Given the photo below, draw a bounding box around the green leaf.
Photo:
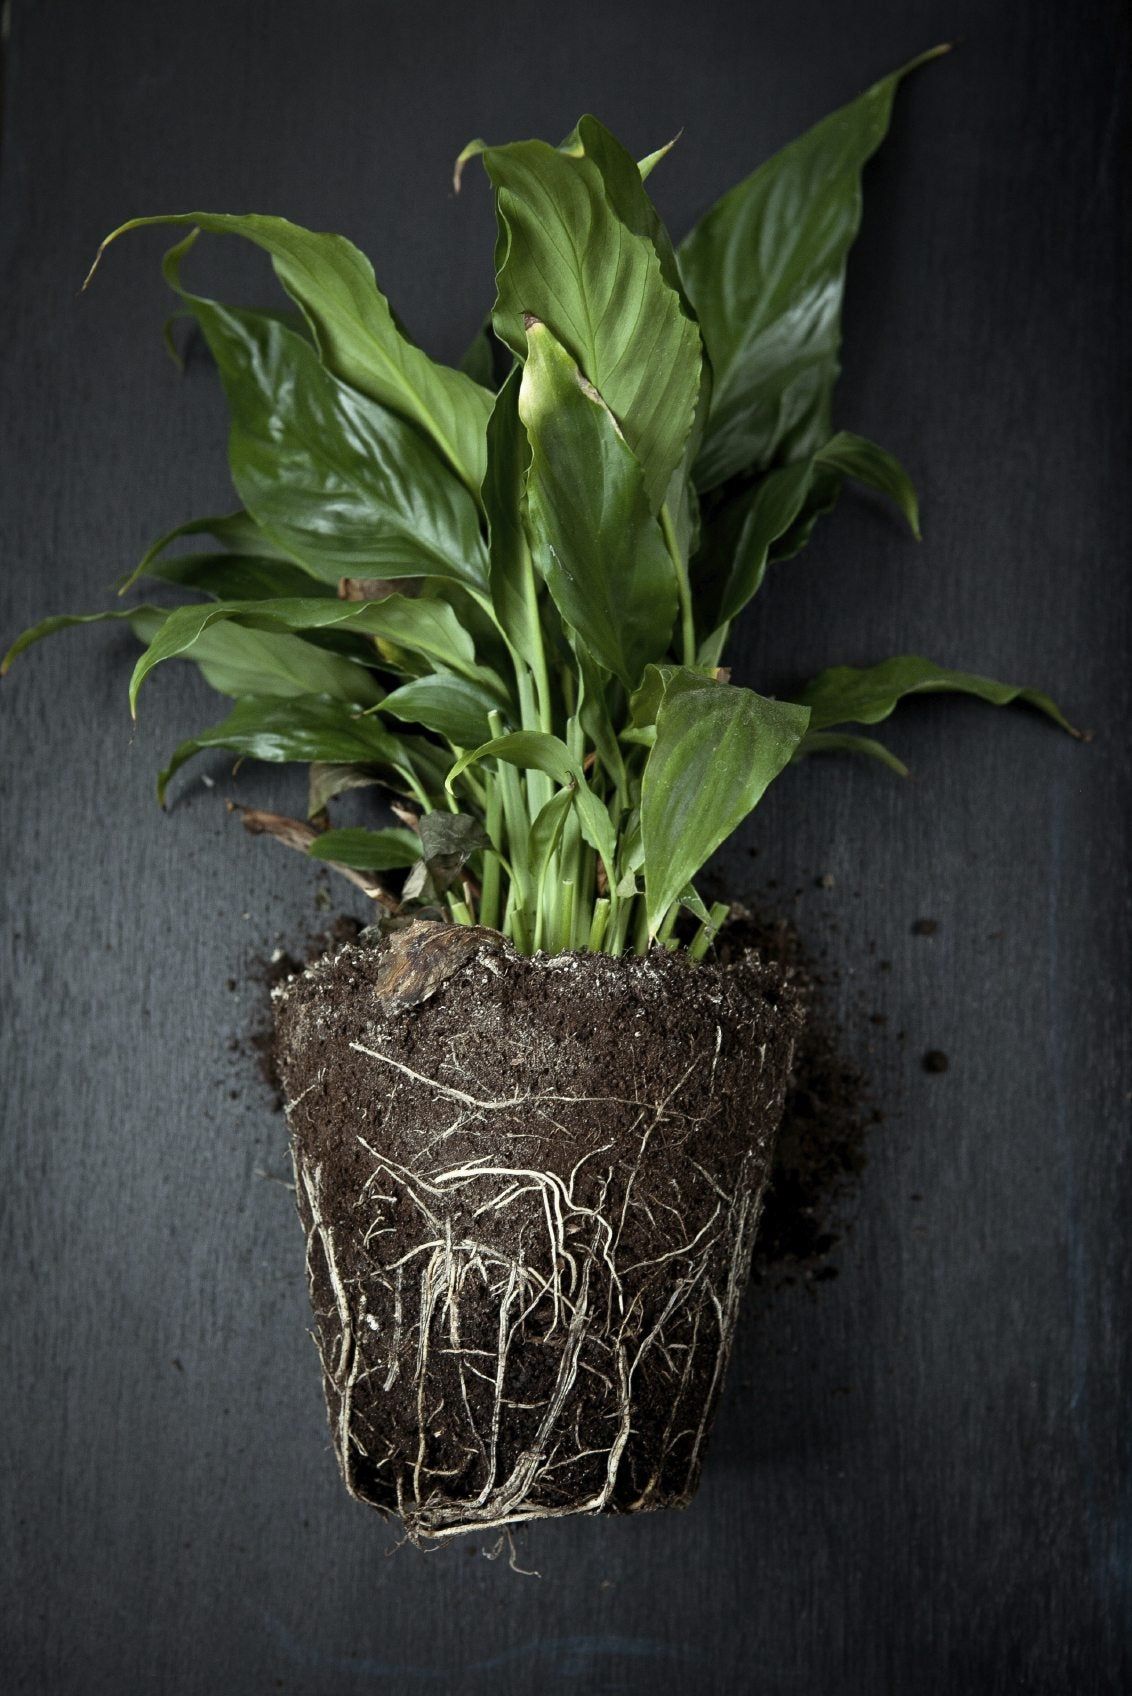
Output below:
[458,320,498,387]
[307,762,382,817]
[156,693,434,803]
[377,673,497,747]
[144,552,334,601]
[446,730,615,876]
[694,431,919,635]
[162,244,488,591]
[464,130,702,511]
[90,213,492,495]
[519,320,677,690]
[794,729,909,776]
[637,133,681,182]
[558,114,683,296]
[793,655,1079,734]
[128,606,383,706]
[641,669,810,931]
[679,47,948,490]
[120,508,298,594]
[527,787,574,893]
[128,594,504,713]
[306,826,421,870]
[2,607,154,674]
[482,367,542,668]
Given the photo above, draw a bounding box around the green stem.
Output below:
[587,898,610,953]
[660,501,695,669]
[689,900,729,961]
[480,749,504,932]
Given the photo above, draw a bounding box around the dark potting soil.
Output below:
[248,905,880,1293]
[272,926,803,1538]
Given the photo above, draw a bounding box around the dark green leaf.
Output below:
[128,594,504,712]
[519,320,678,690]
[694,431,919,635]
[679,47,947,489]
[378,674,498,747]
[120,508,298,594]
[145,552,333,601]
[794,729,909,776]
[90,214,492,495]
[128,606,383,706]
[156,693,432,803]
[162,244,488,591]
[306,826,421,870]
[794,655,1079,734]
[641,669,810,930]
[307,762,382,817]
[559,114,683,296]
[461,131,702,511]
[447,729,616,875]
[482,367,542,668]
[458,320,498,387]
[2,607,156,675]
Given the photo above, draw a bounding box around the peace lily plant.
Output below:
[4,47,1072,955]
[5,51,1078,1540]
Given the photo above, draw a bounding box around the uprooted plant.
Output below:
[4,48,1079,1539]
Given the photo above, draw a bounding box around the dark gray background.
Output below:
[1,1,1128,1691]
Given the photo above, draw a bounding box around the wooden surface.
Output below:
[1,2,1128,1691]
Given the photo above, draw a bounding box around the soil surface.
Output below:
[272,926,803,1540]
[250,906,881,1293]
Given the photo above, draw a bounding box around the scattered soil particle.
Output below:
[922,1049,950,1074]
[715,908,877,1289]
[273,927,804,1536]
[912,917,939,937]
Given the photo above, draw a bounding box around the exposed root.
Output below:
[277,931,801,1541]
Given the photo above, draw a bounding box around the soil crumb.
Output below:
[716,908,878,1292]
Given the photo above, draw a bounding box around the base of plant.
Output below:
[273,921,802,1542]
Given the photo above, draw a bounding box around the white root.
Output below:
[287,1018,779,1546]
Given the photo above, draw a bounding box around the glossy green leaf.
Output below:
[679,48,947,489]
[458,321,498,387]
[377,674,497,747]
[641,669,810,931]
[128,607,383,706]
[694,431,918,635]
[2,607,155,675]
[121,508,298,594]
[144,552,333,601]
[90,213,492,495]
[162,245,488,591]
[306,826,421,870]
[462,131,702,511]
[446,730,615,875]
[794,656,1079,734]
[559,114,683,296]
[519,321,678,689]
[527,787,574,893]
[794,728,909,776]
[482,367,542,668]
[128,594,504,712]
[156,693,430,803]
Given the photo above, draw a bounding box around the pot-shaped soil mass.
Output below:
[273,923,803,1542]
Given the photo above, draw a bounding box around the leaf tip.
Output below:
[452,139,487,194]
